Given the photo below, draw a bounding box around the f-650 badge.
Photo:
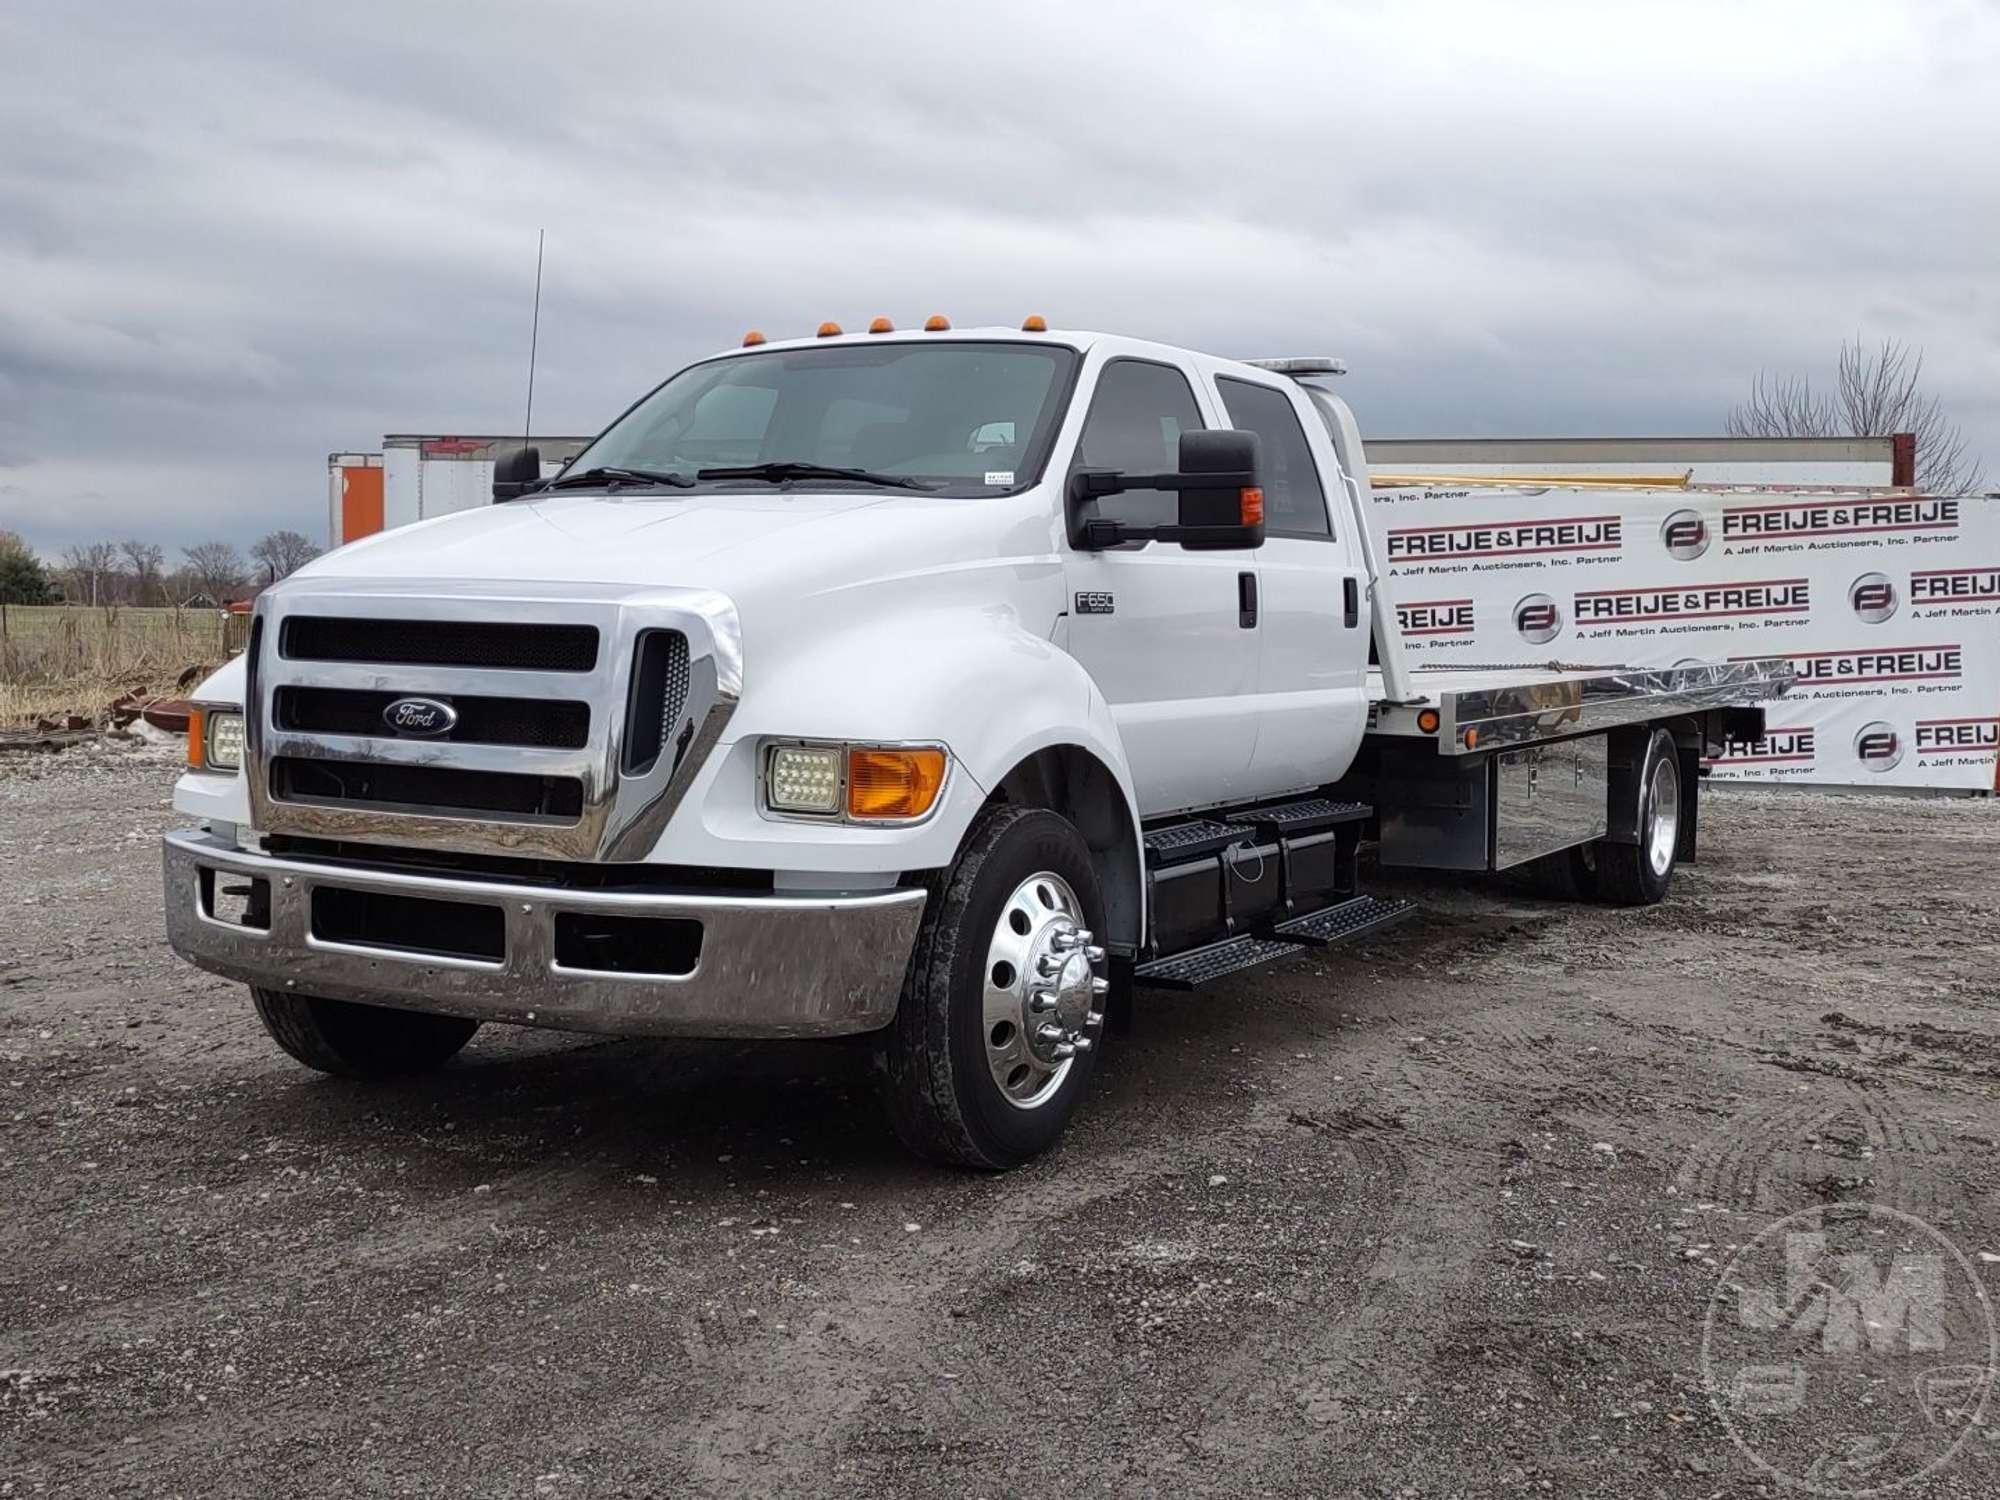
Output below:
[1075,592,1115,615]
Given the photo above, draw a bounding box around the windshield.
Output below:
[563,341,1079,496]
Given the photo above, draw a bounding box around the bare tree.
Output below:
[60,541,121,606]
[1728,337,1984,494]
[181,541,247,606]
[119,539,166,606]
[250,529,321,584]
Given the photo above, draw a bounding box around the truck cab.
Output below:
[165,322,1787,1168]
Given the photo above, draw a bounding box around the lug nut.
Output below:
[1036,1023,1065,1045]
[1090,976,1110,997]
[1029,990,1059,1014]
[1052,928,1094,953]
[1084,1009,1104,1029]
[1070,1035,1093,1053]
[1084,945,1106,965]
[1053,1041,1077,1059]
[1036,953,1063,979]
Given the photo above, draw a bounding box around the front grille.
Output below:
[275,687,589,749]
[269,756,585,821]
[623,630,691,774]
[281,616,598,671]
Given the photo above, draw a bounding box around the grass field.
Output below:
[0,604,238,723]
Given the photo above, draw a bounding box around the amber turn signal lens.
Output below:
[847,747,947,820]
[1417,708,1440,734]
[186,706,207,769]
[1239,486,1265,526]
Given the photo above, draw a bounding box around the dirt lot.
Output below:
[4,746,1999,1497]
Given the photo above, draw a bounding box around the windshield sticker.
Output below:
[984,470,1015,486]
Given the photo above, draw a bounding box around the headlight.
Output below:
[767,744,844,814]
[188,707,244,773]
[764,741,948,821]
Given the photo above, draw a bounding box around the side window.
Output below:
[1216,377,1332,538]
[1072,360,1205,531]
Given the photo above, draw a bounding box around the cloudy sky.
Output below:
[3,0,1996,557]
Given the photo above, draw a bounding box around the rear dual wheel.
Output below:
[1569,727,1683,906]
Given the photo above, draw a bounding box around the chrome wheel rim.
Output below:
[1645,752,1681,878]
[981,871,1106,1111]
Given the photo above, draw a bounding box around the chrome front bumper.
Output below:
[162,829,926,1039]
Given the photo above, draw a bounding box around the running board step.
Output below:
[1274,894,1416,946]
[1226,797,1372,837]
[1132,895,1417,991]
[1132,935,1306,991]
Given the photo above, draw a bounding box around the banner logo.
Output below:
[1513,593,1562,644]
[1397,598,1475,637]
[1661,508,1710,561]
[1849,572,1899,624]
[1385,515,1621,561]
[1855,721,1903,772]
[1747,647,1963,688]
[1574,578,1809,625]
[1916,717,2000,756]
[1910,565,2000,604]
[1706,726,1816,766]
[1721,497,1959,541]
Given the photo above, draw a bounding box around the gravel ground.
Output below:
[4,744,2000,1497]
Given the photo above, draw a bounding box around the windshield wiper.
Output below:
[542,465,696,492]
[694,461,937,491]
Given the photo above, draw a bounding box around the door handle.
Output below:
[1238,572,1258,629]
[1343,576,1359,629]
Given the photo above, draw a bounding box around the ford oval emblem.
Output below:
[383,697,457,736]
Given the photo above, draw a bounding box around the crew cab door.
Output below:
[1213,373,1371,791]
[1062,357,1259,816]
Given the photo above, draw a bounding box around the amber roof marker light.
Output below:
[923,314,951,331]
[1020,314,1047,332]
[868,317,894,334]
[741,330,767,347]
[816,321,843,338]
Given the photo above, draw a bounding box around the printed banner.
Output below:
[1373,485,2000,789]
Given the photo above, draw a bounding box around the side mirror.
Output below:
[492,446,542,502]
[1067,427,1265,550]
[1172,429,1264,551]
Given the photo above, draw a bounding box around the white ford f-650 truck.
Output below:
[164,321,1790,1167]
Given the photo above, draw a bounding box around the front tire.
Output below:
[251,988,479,1078]
[878,805,1110,1169]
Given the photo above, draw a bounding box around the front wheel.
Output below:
[251,988,479,1078]
[877,805,1110,1169]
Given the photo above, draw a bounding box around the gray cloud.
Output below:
[3,0,1996,555]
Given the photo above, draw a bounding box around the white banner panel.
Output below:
[1373,485,2000,790]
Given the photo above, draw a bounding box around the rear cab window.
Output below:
[1215,376,1333,539]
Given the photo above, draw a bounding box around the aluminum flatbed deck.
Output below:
[1367,658,1794,754]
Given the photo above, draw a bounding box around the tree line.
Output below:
[0,530,322,608]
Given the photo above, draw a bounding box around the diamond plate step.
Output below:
[1274,894,1415,947]
[1142,819,1246,868]
[1225,798,1372,835]
[1132,934,1306,991]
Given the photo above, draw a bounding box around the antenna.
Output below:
[522,228,545,444]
